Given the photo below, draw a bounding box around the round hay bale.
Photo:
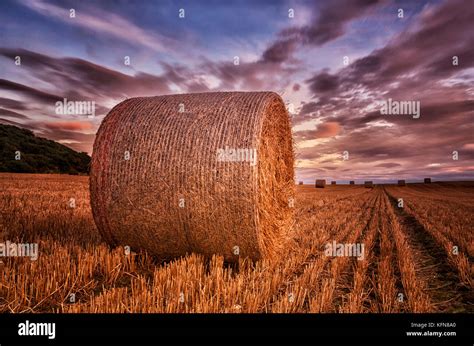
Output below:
[315,179,326,188]
[90,92,295,262]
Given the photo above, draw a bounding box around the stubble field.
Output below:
[0,173,472,313]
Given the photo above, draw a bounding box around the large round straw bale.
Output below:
[90,92,295,262]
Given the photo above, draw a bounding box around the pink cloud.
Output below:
[44,121,93,131]
[295,121,341,140]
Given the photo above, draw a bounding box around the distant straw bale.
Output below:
[315,180,326,188]
[364,181,374,188]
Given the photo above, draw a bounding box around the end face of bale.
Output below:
[298,181,304,185]
[315,179,326,188]
[331,181,336,185]
[364,181,374,188]
[398,180,406,186]
[349,181,355,185]
[90,92,294,263]
[424,178,432,183]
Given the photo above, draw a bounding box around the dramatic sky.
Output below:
[0,0,473,182]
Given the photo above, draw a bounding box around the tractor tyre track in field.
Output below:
[364,190,384,312]
[267,192,378,312]
[384,188,473,312]
[322,193,379,311]
[332,190,381,312]
[375,193,406,312]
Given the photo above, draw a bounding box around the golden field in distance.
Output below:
[0,173,472,313]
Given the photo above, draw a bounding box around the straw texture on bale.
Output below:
[349,181,355,185]
[364,181,374,188]
[398,180,406,186]
[90,92,295,262]
[424,178,432,184]
[315,180,326,188]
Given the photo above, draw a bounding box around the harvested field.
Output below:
[0,174,472,313]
